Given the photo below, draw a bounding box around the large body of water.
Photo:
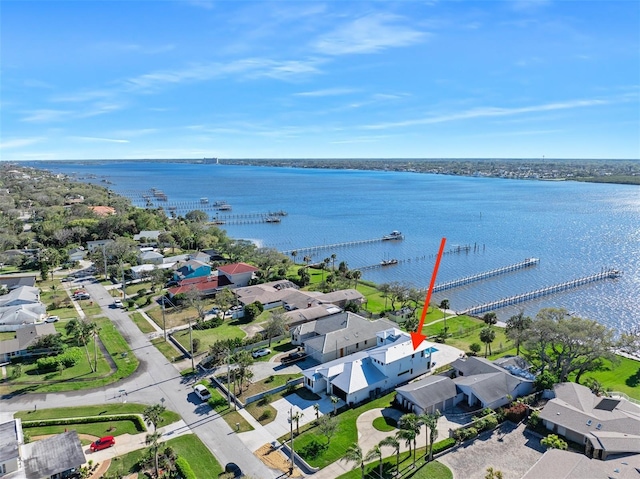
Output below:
[34,161,640,332]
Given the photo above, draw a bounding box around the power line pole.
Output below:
[289,407,295,474]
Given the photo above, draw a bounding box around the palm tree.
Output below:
[143,403,166,432]
[291,250,298,263]
[322,257,331,281]
[483,312,498,327]
[439,299,450,338]
[331,253,337,271]
[343,443,365,479]
[303,255,311,267]
[88,322,100,373]
[292,411,303,435]
[313,403,320,421]
[365,444,383,479]
[505,310,532,356]
[352,270,362,291]
[380,436,400,476]
[480,327,496,357]
[145,430,162,477]
[330,395,339,416]
[421,412,441,461]
[396,428,415,467]
[398,413,420,467]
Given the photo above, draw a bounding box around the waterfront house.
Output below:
[293,313,395,363]
[396,355,535,414]
[538,382,640,460]
[315,289,366,309]
[302,328,436,405]
[217,262,259,287]
[284,304,343,327]
[89,205,116,216]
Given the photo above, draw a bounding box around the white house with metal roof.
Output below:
[302,328,438,405]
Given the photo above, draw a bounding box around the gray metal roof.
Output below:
[522,449,640,479]
[396,375,457,410]
[22,431,85,478]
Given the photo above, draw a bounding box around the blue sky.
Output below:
[1,1,638,160]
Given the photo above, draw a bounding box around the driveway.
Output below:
[437,422,545,479]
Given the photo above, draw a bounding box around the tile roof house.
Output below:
[168,274,233,297]
[539,382,640,460]
[217,262,259,287]
[0,419,86,479]
[294,313,396,363]
[0,323,57,363]
[172,259,212,281]
[522,448,640,479]
[302,328,441,405]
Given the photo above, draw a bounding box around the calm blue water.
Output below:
[34,161,640,331]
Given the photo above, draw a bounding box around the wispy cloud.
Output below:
[363,97,620,130]
[112,128,158,138]
[294,88,357,97]
[69,136,129,143]
[313,13,426,55]
[21,109,72,123]
[0,137,45,149]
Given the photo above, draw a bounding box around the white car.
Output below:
[45,316,60,323]
[193,384,211,401]
[113,299,124,308]
[251,348,271,358]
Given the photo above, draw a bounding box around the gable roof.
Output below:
[0,274,37,291]
[539,383,640,450]
[218,262,259,275]
[23,431,86,477]
[317,289,365,304]
[303,314,395,355]
[396,375,457,410]
[133,230,161,241]
[90,205,116,216]
[284,305,343,325]
[331,357,387,395]
[522,449,640,479]
[0,286,40,306]
[168,274,233,295]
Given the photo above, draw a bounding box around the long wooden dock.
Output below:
[458,269,622,316]
[281,235,402,255]
[433,258,539,293]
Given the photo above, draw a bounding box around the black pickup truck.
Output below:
[281,351,307,364]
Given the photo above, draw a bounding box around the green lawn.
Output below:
[335,454,452,479]
[206,386,254,433]
[15,403,181,425]
[151,337,184,362]
[131,311,157,333]
[173,323,245,352]
[581,355,640,400]
[372,416,396,432]
[106,434,224,479]
[24,418,143,438]
[291,393,395,469]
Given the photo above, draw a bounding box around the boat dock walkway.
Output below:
[459,268,622,316]
[433,258,539,293]
[281,236,400,255]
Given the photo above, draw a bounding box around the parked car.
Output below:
[251,348,271,358]
[74,293,90,300]
[193,384,211,401]
[90,436,115,452]
[44,316,60,323]
[61,277,72,282]
[113,299,124,308]
[224,462,243,478]
[281,351,306,364]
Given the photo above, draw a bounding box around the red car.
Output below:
[90,436,115,451]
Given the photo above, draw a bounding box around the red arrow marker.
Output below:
[411,237,447,350]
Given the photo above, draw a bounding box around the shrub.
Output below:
[58,347,83,368]
[541,433,568,450]
[505,402,528,423]
[259,394,271,406]
[469,343,482,356]
[299,439,328,460]
[22,414,146,432]
[528,410,540,427]
[36,356,59,372]
[259,410,272,421]
[175,456,196,479]
[483,415,499,430]
[464,427,478,440]
[432,437,456,454]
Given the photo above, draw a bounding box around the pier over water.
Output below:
[459,269,622,316]
[433,258,539,293]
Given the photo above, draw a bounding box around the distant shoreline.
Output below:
[24,158,640,185]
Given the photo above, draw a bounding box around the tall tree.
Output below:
[145,430,162,477]
[482,312,498,326]
[352,270,361,291]
[505,311,532,356]
[523,308,617,383]
[264,311,287,346]
[398,413,421,467]
[343,443,365,479]
[143,403,166,432]
[480,327,496,357]
[439,299,450,337]
[365,444,383,479]
[380,436,400,475]
[421,412,441,461]
[318,415,338,445]
[330,253,337,271]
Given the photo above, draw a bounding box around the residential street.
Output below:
[1,279,281,479]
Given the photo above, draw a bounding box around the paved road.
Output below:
[2,279,280,479]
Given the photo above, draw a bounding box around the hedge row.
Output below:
[22,414,146,432]
[432,437,456,455]
[175,456,196,479]
[36,347,83,371]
